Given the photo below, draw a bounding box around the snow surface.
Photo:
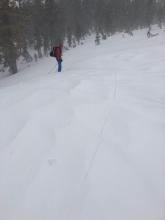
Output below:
[0,27,165,220]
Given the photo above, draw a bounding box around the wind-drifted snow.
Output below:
[0,27,165,220]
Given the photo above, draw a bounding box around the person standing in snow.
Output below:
[51,43,63,72]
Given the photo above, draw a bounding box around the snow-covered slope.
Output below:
[0,27,165,220]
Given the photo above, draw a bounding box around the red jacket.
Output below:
[54,46,62,59]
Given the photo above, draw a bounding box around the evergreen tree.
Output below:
[0,0,19,74]
[95,32,101,45]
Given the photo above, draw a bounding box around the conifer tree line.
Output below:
[0,0,165,74]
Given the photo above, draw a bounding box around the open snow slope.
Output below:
[0,27,165,220]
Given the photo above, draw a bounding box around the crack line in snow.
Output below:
[82,73,118,182]
[113,72,118,99]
